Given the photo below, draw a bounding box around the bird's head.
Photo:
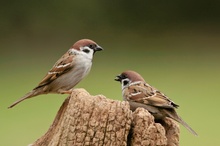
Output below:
[115,70,145,88]
[71,39,103,59]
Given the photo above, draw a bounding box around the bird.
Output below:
[115,70,198,136]
[8,39,103,108]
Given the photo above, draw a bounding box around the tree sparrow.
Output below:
[8,39,103,108]
[115,70,198,136]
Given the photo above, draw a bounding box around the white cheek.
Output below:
[121,84,123,90]
[86,51,93,60]
[80,46,94,60]
[121,79,130,90]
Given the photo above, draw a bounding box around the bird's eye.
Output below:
[88,44,95,49]
[83,49,90,53]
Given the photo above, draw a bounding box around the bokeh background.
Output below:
[1,1,220,145]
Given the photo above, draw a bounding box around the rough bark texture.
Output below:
[30,88,179,146]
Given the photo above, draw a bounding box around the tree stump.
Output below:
[30,88,179,146]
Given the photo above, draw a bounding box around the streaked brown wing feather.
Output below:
[127,81,179,109]
[34,52,75,89]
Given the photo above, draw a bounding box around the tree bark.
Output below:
[30,88,179,146]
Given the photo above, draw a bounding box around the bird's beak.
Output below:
[94,45,103,52]
[115,75,122,82]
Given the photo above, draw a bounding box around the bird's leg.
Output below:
[58,89,73,94]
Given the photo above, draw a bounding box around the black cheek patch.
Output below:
[83,49,90,53]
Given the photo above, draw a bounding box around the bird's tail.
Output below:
[165,109,198,136]
[8,90,41,108]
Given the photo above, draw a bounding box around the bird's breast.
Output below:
[49,57,92,92]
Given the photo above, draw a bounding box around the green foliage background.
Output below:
[1,1,220,145]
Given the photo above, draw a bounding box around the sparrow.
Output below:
[115,70,198,136]
[8,39,103,108]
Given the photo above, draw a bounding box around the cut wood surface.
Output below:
[30,88,179,146]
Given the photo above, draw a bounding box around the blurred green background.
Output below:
[1,1,220,145]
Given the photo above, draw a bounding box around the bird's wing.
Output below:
[125,81,179,109]
[34,51,75,89]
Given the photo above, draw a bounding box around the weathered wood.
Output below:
[30,88,179,146]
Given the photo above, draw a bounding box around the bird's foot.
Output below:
[58,89,73,94]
